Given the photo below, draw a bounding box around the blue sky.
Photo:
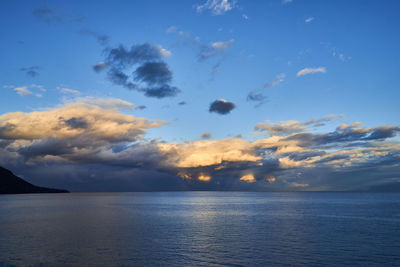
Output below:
[0,0,399,191]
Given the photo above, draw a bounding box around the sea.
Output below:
[0,192,399,266]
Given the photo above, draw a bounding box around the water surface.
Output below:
[0,192,399,266]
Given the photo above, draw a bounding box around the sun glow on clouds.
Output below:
[0,97,399,190]
[240,174,256,183]
[198,173,212,182]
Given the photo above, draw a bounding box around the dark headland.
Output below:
[0,166,69,194]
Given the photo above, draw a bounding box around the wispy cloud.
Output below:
[255,115,343,136]
[305,17,314,23]
[196,0,236,15]
[20,66,40,77]
[5,84,45,97]
[32,6,85,24]
[297,67,326,77]
[198,39,234,61]
[58,87,81,96]
[265,73,286,88]
[78,29,109,46]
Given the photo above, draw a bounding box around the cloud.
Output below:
[197,173,212,182]
[321,42,351,62]
[58,87,81,96]
[134,62,172,85]
[6,84,45,97]
[1,100,399,192]
[95,43,179,98]
[178,101,187,106]
[240,173,256,183]
[211,39,234,49]
[154,45,172,57]
[143,85,180,98]
[282,0,293,4]
[265,176,276,183]
[32,6,85,24]
[158,138,261,168]
[134,105,147,110]
[166,26,178,33]
[0,98,165,142]
[305,17,314,23]
[93,62,108,72]
[247,73,285,108]
[198,39,234,61]
[297,67,326,77]
[242,14,249,20]
[255,115,344,136]
[196,0,236,15]
[14,87,33,96]
[247,90,268,107]
[20,66,40,77]
[201,132,212,139]
[264,73,286,88]
[209,99,236,115]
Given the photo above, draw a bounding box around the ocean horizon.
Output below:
[1,192,399,266]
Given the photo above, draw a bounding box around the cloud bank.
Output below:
[0,99,399,191]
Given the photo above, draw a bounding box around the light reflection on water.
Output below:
[0,192,399,266]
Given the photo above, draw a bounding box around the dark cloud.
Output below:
[32,6,85,24]
[286,125,400,147]
[106,44,163,68]
[20,66,40,77]
[143,85,180,98]
[365,126,400,140]
[107,68,136,90]
[2,103,400,191]
[134,105,147,110]
[178,101,187,106]
[247,90,267,107]
[209,99,236,115]
[93,62,108,72]
[94,43,179,98]
[201,132,212,139]
[134,62,172,85]
[288,151,326,161]
[64,117,89,129]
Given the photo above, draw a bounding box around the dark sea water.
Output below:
[0,192,399,266]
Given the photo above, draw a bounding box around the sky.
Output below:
[0,0,399,191]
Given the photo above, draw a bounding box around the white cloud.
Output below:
[196,0,236,15]
[305,17,314,23]
[166,26,177,33]
[282,0,293,4]
[58,87,81,96]
[297,67,326,77]
[155,45,172,57]
[14,86,33,96]
[242,14,249,20]
[211,39,234,49]
[7,84,45,97]
[265,73,286,88]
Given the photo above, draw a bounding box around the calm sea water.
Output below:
[0,192,399,266]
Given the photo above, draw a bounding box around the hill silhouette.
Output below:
[0,166,69,194]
